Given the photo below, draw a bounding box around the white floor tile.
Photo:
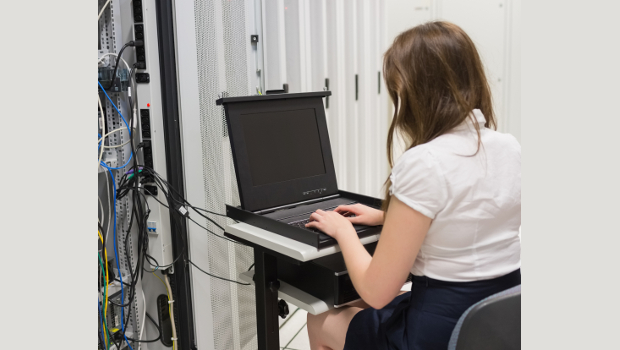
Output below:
[279,308,307,347]
[285,325,311,350]
[280,306,300,329]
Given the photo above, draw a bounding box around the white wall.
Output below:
[385,0,521,161]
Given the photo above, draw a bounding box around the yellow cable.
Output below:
[153,272,174,350]
[99,231,110,349]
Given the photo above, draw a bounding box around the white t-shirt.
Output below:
[389,109,521,282]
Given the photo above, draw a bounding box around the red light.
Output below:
[285,6,288,9]
[147,103,151,107]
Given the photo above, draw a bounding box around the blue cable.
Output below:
[98,300,106,347]
[98,81,131,135]
[107,168,134,350]
[100,153,133,170]
[99,80,134,349]
[98,80,134,170]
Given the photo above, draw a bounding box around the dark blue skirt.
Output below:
[344,269,521,350]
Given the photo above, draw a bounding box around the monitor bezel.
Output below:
[221,93,338,212]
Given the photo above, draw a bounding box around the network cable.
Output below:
[104,41,143,91]
[98,48,255,348]
[106,167,134,350]
[98,81,134,171]
[126,312,162,343]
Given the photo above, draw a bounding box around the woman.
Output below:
[305,21,521,350]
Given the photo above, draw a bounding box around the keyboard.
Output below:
[288,218,314,230]
[287,211,356,232]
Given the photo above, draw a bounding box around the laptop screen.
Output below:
[240,108,326,187]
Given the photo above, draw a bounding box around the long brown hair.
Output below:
[382,21,496,211]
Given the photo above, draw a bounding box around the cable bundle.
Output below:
[97,42,250,350]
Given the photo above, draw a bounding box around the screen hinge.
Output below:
[254,194,340,215]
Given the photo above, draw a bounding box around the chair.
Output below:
[448,284,521,350]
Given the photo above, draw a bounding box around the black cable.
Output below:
[247,263,255,271]
[107,71,146,350]
[187,216,243,245]
[105,324,123,350]
[107,206,143,308]
[105,41,143,91]
[120,169,244,246]
[188,259,250,286]
[126,312,162,343]
[107,150,250,345]
[140,166,229,230]
[190,206,226,231]
[105,43,130,91]
[100,50,146,348]
[98,222,106,239]
[192,207,228,217]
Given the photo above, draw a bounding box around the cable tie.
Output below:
[177,206,189,217]
[168,300,175,304]
[171,337,178,341]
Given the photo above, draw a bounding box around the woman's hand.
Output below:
[334,203,385,226]
[306,209,356,242]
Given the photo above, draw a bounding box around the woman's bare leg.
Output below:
[307,306,363,350]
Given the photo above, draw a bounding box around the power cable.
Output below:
[188,260,250,286]
[126,312,162,343]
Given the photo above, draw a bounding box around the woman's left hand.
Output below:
[306,209,356,242]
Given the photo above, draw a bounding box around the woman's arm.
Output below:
[306,196,431,309]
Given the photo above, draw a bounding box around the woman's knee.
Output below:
[307,311,325,335]
[307,307,363,350]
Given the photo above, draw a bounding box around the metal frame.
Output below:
[253,247,281,350]
[99,0,143,345]
[154,1,197,349]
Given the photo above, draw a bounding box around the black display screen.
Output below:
[240,108,326,187]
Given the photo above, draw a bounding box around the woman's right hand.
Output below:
[334,203,385,226]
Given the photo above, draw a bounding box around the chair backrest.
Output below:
[448,284,521,350]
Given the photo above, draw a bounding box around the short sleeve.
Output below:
[389,146,448,219]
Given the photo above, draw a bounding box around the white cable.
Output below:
[164,275,178,350]
[98,95,106,169]
[104,171,111,244]
[98,53,131,72]
[98,197,104,221]
[104,139,132,149]
[138,289,146,350]
[98,126,133,150]
[98,0,111,21]
[98,127,126,142]
[96,53,134,150]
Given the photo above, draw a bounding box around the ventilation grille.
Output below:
[193,0,256,349]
